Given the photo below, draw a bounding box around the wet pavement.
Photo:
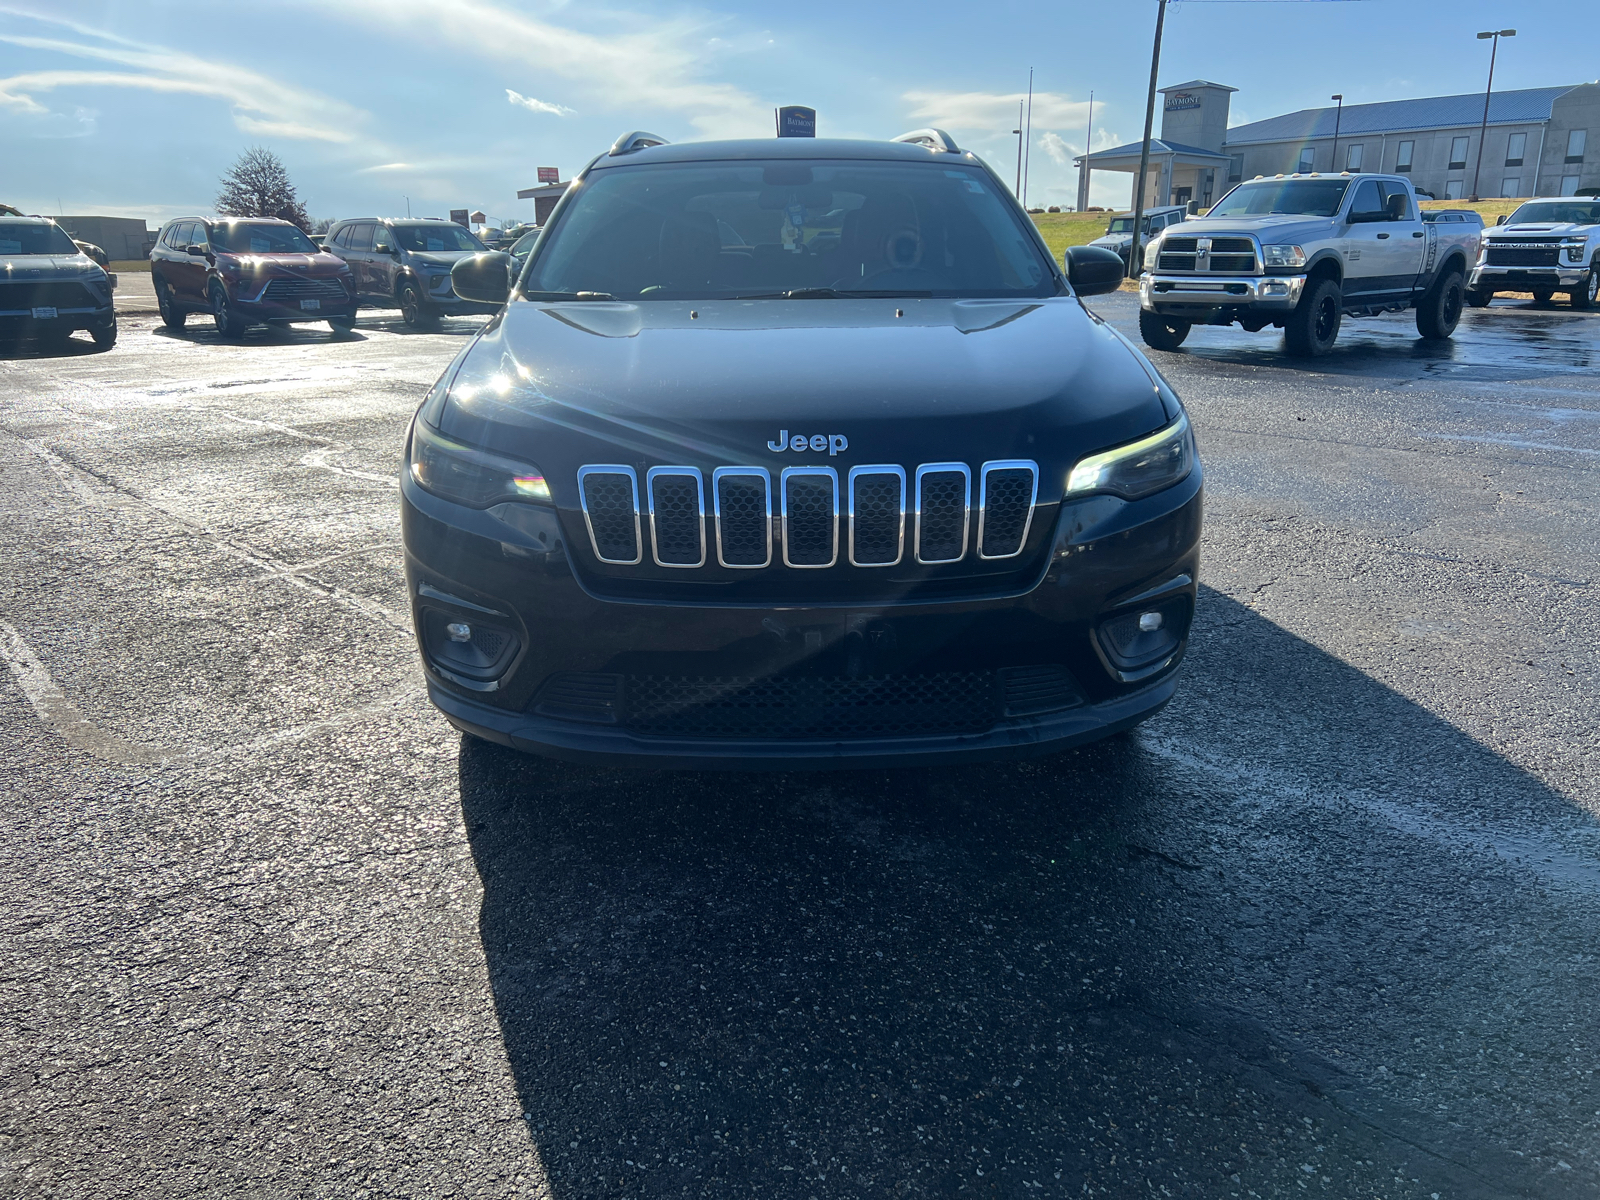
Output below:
[0,298,1597,1198]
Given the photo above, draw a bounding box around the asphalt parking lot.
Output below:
[1,295,1597,1199]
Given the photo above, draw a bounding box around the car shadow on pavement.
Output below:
[458,586,1600,1199]
[149,325,368,345]
[0,334,114,359]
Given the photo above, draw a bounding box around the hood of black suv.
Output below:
[435,296,1172,486]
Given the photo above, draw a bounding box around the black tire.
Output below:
[41,326,77,353]
[155,276,187,329]
[1415,268,1464,340]
[211,283,247,338]
[1465,288,1493,308]
[1284,276,1342,358]
[328,314,357,332]
[1569,264,1599,310]
[398,282,438,329]
[90,317,118,350]
[1138,309,1191,351]
[1530,288,1554,305]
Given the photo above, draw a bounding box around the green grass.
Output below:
[1028,211,1118,260]
[1417,197,1524,223]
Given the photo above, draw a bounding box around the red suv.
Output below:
[150,217,356,336]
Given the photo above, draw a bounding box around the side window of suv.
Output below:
[348,224,374,251]
[191,222,210,249]
[372,224,393,253]
[1348,180,1384,220]
[167,222,191,249]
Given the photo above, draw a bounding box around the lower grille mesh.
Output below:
[626,672,998,738]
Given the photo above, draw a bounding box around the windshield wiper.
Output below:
[523,290,617,301]
[733,288,936,300]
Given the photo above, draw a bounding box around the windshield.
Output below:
[395,223,485,253]
[522,159,1055,300]
[1505,201,1600,226]
[211,222,317,254]
[0,221,80,255]
[1209,179,1352,218]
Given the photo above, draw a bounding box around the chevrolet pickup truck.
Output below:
[1467,196,1600,309]
[1137,173,1480,357]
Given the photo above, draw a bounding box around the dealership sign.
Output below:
[1164,93,1201,111]
[537,166,559,184]
[449,209,469,227]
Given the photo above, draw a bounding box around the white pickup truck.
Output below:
[1467,196,1600,309]
[1137,173,1480,357]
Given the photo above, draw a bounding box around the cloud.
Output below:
[320,0,767,137]
[1039,131,1072,166]
[506,89,574,117]
[0,11,370,144]
[901,89,1092,134]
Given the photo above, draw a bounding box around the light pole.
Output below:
[1022,68,1035,210]
[1470,28,1516,201]
[1128,0,1168,278]
[1080,90,1094,212]
[1330,95,1343,172]
[1014,101,1024,198]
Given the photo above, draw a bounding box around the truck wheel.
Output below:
[1570,264,1599,310]
[399,282,438,330]
[1138,310,1190,351]
[1464,288,1492,308]
[1284,277,1341,358]
[1415,268,1464,339]
[90,316,118,350]
[156,276,186,330]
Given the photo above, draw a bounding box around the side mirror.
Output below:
[1496,214,1508,225]
[452,251,512,304]
[185,244,208,256]
[1064,244,1126,297]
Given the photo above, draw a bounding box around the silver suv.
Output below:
[323,217,499,328]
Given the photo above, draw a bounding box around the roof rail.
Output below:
[891,128,961,154]
[609,131,670,156]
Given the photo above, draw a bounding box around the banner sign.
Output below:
[777,106,816,138]
[537,167,559,184]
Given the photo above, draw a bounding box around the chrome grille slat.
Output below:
[577,465,642,565]
[646,466,705,568]
[712,467,772,568]
[1155,234,1259,275]
[976,460,1038,560]
[574,458,1035,571]
[848,466,906,567]
[781,467,839,568]
[914,463,971,564]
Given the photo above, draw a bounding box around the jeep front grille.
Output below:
[575,458,1039,571]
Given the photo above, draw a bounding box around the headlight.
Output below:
[1262,244,1307,269]
[1143,239,1161,269]
[1565,241,1587,262]
[408,418,551,507]
[1066,411,1195,501]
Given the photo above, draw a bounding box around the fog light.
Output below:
[1138,611,1163,632]
[421,608,520,686]
[1095,594,1193,677]
[446,622,472,642]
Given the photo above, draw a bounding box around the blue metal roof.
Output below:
[1224,86,1578,146]
[1080,138,1231,164]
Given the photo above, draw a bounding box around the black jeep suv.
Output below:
[403,130,1201,767]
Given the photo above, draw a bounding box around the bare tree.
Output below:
[216,147,310,230]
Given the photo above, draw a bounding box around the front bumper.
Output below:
[1468,265,1590,291]
[235,293,357,323]
[0,299,115,335]
[400,465,1203,767]
[1141,272,1305,312]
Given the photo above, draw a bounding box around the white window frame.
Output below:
[1297,147,1315,173]
[1395,140,1414,172]
[1560,175,1582,197]
[1505,132,1526,166]
[1449,136,1469,169]
[1566,129,1587,163]
[1444,180,1464,200]
[1345,143,1363,172]
[1500,178,1520,199]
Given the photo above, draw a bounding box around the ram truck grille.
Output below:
[1155,236,1257,274]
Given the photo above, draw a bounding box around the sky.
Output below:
[3,0,1597,228]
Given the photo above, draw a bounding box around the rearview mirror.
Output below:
[1064,244,1125,297]
[451,251,512,305]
